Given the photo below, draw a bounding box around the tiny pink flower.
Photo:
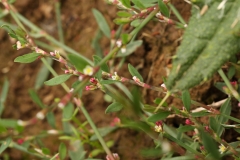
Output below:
[204,126,210,132]
[185,119,193,125]
[65,70,70,74]
[155,120,163,132]
[17,139,25,145]
[90,78,98,85]
[110,117,121,126]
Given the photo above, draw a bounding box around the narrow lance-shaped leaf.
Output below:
[0,79,9,116]
[29,89,45,108]
[14,52,41,63]
[147,111,171,122]
[44,74,72,86]
[59,142,67,160]
[119,0,131,8]
[92,9,111,38]
[182,90,191,112]
[0,137,12,154]
[216,98,231,137]
[132,0,146,9]
[166,1,240,91]
[128,63,143,82]
[158,0,170,17]
[117,11,132,17]
[105,102,123,114]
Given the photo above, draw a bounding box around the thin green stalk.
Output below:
[218,69,240,101]
[155,91,171,112]
[130,8,159,38]
[163,133,203,157]
[78,105,114,160]
[168,3,186,25]
[41,58,69,92]
[54,1,65,43]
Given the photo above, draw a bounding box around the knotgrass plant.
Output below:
[1,0,240,159]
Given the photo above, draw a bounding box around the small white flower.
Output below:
[219,144,227,154]
[58,102,64,109]
[17,120,25,126]
[161,140,171,153]
[116,40,122,47]
[154,125,162,132]
[83,65,93,76]
[47,129,59,135]
[121,47,126,53]
[112,72,120,80]
[16,41,22,50]
[79,75,83,81]
[36,112,45,120]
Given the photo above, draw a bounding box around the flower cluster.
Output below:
[85,77,102,91]
[154,120,163,132]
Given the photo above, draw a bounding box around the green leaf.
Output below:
[46,112,56,128]
[177,125,194,133]
[166,1,240,91]
[29,89,44,108]
[216,98,231,137]
[182,90,191,112]
[1,25,16,37]
[130,19,141,27]
[59,143,67,160]
[153,98,168,107]
[35,58,53,90]
[158,0,170,17]
[200,129,220,159]
[119,0,131,8]
[14,52,41,63]
[62,103,76,121]
[117,40,142,57]
[105,102,123,114]
[128,63,143,82]
[147,111,171,122]
[0,78,9,117]
[0,119,18,128]
[227,65,236,79]
[44,74,72,86]
[69,140,86,160]
[209,117,218,133]
[68,54,90,72]
[113,18,131,25]
[92,9,111,38]
[132,0,146,9]
[0,137,12,154]
[100,80,118,84]
[93,55,109,72]
[190,111,211,117]
[121,33,129,44]
[42,147,51,155]
[117,11,132,17]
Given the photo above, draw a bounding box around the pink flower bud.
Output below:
[110,117,121,126]
[204,126,210,132]
[185,119,193,125]
[17,139,25,145]
[155,121,162,126]
[90,78,98,84]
